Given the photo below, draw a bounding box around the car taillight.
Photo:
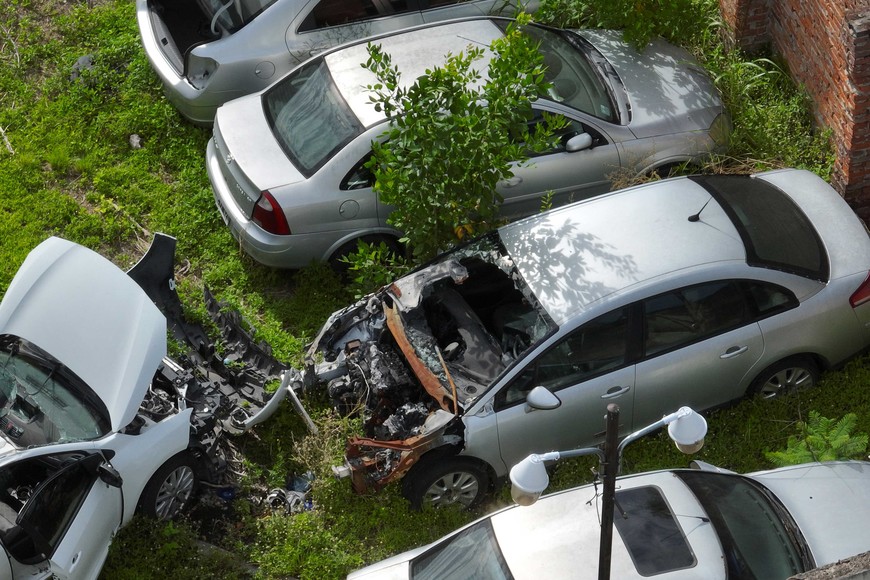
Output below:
[251,191,291,235]
[850,272,870,308]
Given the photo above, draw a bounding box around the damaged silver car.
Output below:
[303,168,870,509]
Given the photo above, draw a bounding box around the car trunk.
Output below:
[144,0,217,74]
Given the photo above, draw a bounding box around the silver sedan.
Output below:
[136,0,532,124]
[208,17,730,269]
[347,461,870,579]
[295,168,870,509]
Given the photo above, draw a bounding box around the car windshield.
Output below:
[692,175,829,282]
[265,58,365,177]
[0,336,110,448]
[411,519,513,579]
[510,23,618,123]
[676,471,811,579]
[202,0,279,31]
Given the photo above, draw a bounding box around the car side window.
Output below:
[522,110,607,158]
[744,280,798,316]
[497,307,629,407]
[341,152,375,190]
[299,0,410,31]
[643,281,749,357]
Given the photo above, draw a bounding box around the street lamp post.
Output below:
[509,404,708,580]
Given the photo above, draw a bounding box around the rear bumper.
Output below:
[206,138,339,268]
[135,0,239,125]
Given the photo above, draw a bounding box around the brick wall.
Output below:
[719,0,870,204]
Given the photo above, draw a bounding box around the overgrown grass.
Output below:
[0,0,859,578]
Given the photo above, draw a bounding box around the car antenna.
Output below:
[688,198,712,222]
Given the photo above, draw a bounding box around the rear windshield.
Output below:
[676,470,811,578]
[692,175,829,281]
[264,59,364,177]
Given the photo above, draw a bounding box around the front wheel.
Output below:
[137,452,198,520]
[749,357,819,399]
[403,458,489,510]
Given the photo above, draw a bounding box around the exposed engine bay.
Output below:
[304,234,553,492]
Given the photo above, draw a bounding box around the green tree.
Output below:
[765,411,869,467]
[536,0,712,48]
[362,13,564,262]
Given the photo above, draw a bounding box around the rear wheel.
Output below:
[403,458,489,510]
[137,452,198,520]
[328,235,405,277]
[749,357,819,399]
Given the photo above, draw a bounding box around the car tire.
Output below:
[329,235,404,274]
[137,452,198,520]
[403,458,489,510]
[749,356,820,400]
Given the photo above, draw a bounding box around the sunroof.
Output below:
[614,486,696,576]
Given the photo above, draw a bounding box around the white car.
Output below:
[348,461,870,579]
[0,234,294,579]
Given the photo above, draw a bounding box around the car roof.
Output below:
[0,237,167,432]
[498,175,745,325]
[489,470,727,579]
[324,18,503,128]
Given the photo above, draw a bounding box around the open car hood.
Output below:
[0,237,166,432]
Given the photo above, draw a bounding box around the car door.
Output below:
[289,0,424,61]
[492,307,636,471]
[499,106,622,220]
[632,280,766,426]
[337,130,399,230]
[7,452,123,580]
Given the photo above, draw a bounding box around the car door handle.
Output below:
[720,345,749,359]
[500,176,522,187]
[601,385,631,399]
[69,551,81,572]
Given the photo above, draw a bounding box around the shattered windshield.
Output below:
[0,336,110,448]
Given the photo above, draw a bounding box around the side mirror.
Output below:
[565,133,593,152]
[525,386,562,412]
[98,462,123,488]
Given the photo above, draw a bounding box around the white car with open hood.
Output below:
[0,234,297,580]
